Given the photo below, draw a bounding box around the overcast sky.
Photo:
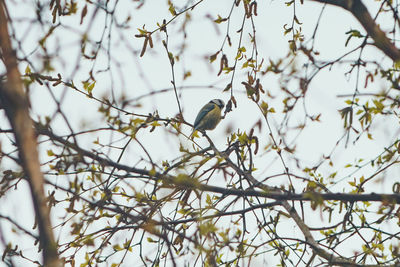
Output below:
[1,0,399,265]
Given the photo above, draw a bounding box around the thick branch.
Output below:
[36,124,400,204]
[36,122,400,265]
[0,2,61,266]
[311,0,400,61]
[204,136,378,266]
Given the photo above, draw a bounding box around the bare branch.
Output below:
[36,123,400,203]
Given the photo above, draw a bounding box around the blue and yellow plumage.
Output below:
[191,99,224,137]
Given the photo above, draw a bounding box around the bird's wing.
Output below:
[193,104,215,129]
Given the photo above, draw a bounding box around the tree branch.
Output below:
[36,123,400,204]
[0,2,61,266]
[203,135,380,266]
[311,0,400,61]
[36,119,400,265]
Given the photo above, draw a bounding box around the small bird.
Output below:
[191,99,225,136]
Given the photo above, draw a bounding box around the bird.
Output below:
[191,99,225,137]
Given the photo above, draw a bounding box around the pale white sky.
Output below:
[1,0,399,266]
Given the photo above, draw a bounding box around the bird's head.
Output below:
[210,99,225,109]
